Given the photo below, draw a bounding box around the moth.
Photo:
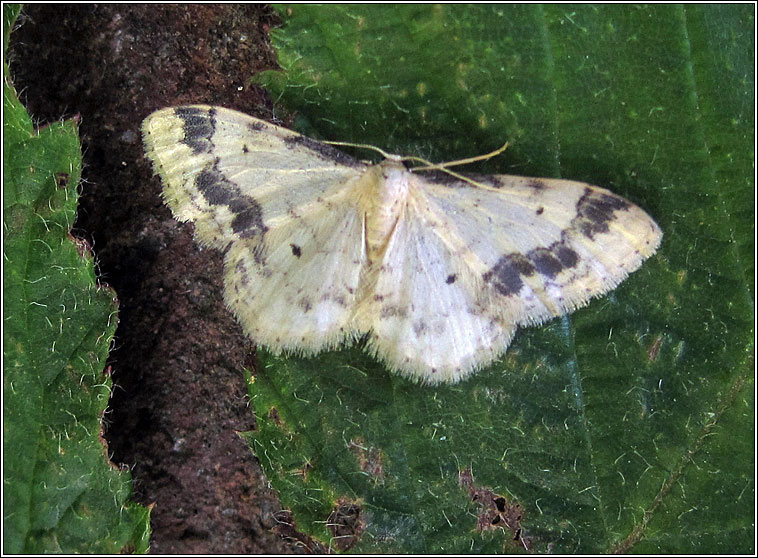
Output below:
[142,105,662,384]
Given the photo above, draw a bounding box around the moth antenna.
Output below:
[411,142,510,171]
[324,140,510,191]
[406,143,511,192]
[323,140,402,161]
[413,165,505,191]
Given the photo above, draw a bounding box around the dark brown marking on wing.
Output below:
[195,159,268,239]
[419,169,468,187]
[527,242,579,279]
[573,187,631,239]
[176,106,216,155]
[529,248,564,278]
[555,244,580,269]
[422,171,504,189]
[483,253,536,296]
[468,174,505,188]
[283,135,364,168]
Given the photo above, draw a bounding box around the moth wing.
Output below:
[355,171,661,384]
[418,172,662,328]
[224,183,367,353]
[354,185,516,384]
[142,105,371,352]
[142,105,368,249]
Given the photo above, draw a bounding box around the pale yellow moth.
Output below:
[142,106,662,384]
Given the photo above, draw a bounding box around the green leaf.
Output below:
[3,4,150,553]
[245,4,753,553]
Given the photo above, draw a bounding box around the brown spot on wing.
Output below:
[248,121,266,133]
[299,297,313,313]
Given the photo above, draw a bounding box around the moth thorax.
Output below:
[363,160,411,262]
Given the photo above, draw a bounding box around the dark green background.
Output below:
[245,4,754,553]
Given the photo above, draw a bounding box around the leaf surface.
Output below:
[245,4,754,553]
[3,4,151,552]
